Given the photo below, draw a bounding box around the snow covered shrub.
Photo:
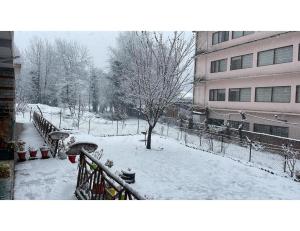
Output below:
[282,144,300,178]
[105,159,114,168]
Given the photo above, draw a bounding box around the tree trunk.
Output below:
[146,125,153,149]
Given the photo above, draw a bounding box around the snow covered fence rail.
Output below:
[32,111,60,156]
[75,148,145,200]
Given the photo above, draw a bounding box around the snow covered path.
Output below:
[14,123,77,200]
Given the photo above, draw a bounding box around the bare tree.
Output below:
[110,32,194,149]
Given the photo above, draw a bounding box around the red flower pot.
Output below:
[17,151,26,161]
[29,150,38,158]
[40,149,49,159]
[68,155,76,163]
[92,182,105,194]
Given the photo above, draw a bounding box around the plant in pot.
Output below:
[16,140,26,161]
[28,146,38,158]
[67,136,76,163]
[40,144,50,159]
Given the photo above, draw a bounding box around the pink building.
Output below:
[193,31,300,139]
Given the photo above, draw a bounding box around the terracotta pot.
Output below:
[68,155,76,163]
[92,182,105,194]
[29,150,37,158]
[17,151,26,161]
[40,149,49,159]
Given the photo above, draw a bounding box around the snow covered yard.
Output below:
[14,105,300,199]
[71,132,300,199]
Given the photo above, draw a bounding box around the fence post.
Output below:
[30,107,32,121]
[249,141,252,162]
[221,134,224,153]
[167,123,169,136]
[88,118,91,134]
[283,155,287,173]
[59,110,62,129]
[199,131,202,147]
[116,120,119,135]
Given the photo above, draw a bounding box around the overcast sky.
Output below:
[14,31,119,70]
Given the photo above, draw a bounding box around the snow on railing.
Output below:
[32,111,60,156]
[75,148,145,200]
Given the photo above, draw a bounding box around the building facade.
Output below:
[193,31,300,139]
[0,31,17,160]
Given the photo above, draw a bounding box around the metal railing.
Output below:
[75,148,145,200]
[32,111,60,156]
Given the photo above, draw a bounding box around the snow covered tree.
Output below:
[26,37,44,103]
[54,39,91,115]
[110,32,194,149]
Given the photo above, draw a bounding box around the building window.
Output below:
[208,118,224,126]
[229,88,251,102]
[209,89,225,101]
[232,31,254,39]
[296,86,300,103]
[257,45,293,66]
[211,59,227,73]
[227,120,250,131]
[212,31,229,45]
[253,123,289,138]
[230,54,253,70]
[255,86,291,103]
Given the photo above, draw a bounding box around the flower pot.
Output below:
[40,149,49,159]
[92,182,105,194]
[29,150,38,158]
[68,155,76,163]
[17,151,26,161]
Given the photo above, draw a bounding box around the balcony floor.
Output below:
[14,122,77,200]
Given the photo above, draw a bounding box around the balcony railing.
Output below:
[32,111,60,156]
[75,148,145,200]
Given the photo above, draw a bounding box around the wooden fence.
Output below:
[32,111,60,156]
[75,148,145,200]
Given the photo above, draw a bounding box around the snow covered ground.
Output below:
[14,105,300,199]
[19,104,300,176]
[14,123,77,200]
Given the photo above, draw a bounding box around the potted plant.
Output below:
[40,144,50,159]
[66,136,77,163]
[68,155,77,163]
[16,140,26,161]
[28,146,38,158]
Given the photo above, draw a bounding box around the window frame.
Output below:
[257,45,293,67]
[210,58,227,73]
[296,85,300,103]
[253,123,289,138]
[212,31,229,45]
[232,31,254,39]
[255,86,291,103]
[227,120,250,131]
[230,53,253,70]
[209,89,226,101]
[228,88,251,102]
[208,118,225,126]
